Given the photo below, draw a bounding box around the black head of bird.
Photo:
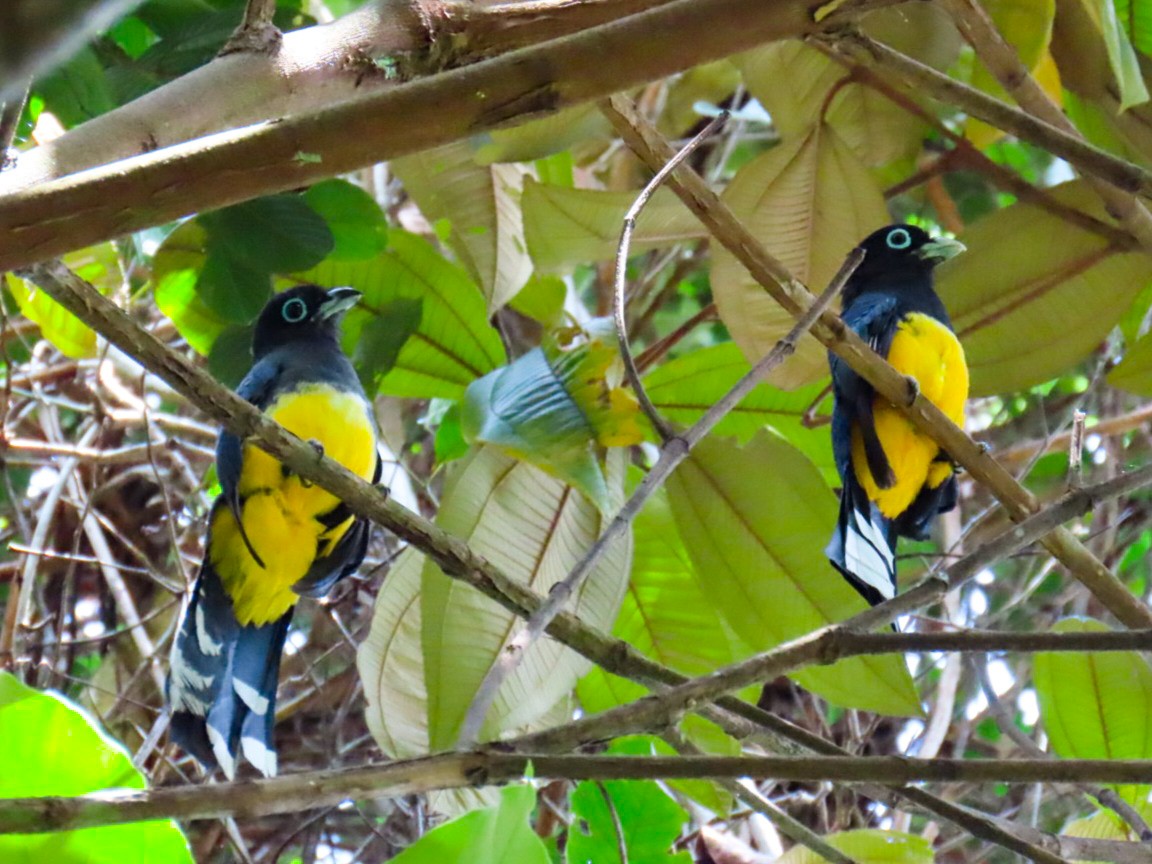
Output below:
[252,284,362,360]
[842,224,965,307]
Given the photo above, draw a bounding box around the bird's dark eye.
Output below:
[886,228,912,250]
[281,298,308,323]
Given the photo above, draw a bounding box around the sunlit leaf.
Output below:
[658,60,741,137]
[1034,617,1152,804]
[666,433,921,715]
[0,673,192,863]
[710,122,889,389]
[1115,0,1152,57]
[474,105,611,165]
[420,446,631,749]
[1079,0,1150,109]
[569,738,692,864]
[522,179,704,272]
[938,181,1152,396]
[393,142,533,311]
[1108,325,1152,395]
[776,829,932,864]
[153,220,231,354]
[389,782,549,864]
[964,0,1059,146]
[643,343,835,480]
[510,274,567,326]
[463,337,643,510]
[7,243,121,359]
[299,231,506,399]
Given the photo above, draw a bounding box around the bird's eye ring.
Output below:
[281,297,308,323]
[886,228,912,250]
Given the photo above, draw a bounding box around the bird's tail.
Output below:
[167,562,291,779]
[826,478,897,607]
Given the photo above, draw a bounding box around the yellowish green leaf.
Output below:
[393,141,533,312]
[710,122,889,389]
[1034,617,1152,805]
[666,433,921,716]
[777,829,932,864]
[420,446,631,749]
[938,181,1152,396]
[658,60,741,137]
[522,178,704,272]
[474,104,611,165]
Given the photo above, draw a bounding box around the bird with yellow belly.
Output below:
[168,284,380,778]
[826,224,968,607]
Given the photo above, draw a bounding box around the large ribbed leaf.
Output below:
[421,446,630,749]
[299,231,506,399]
[358,549,428,760]
[937,181,1152,396]
[710,122,889,389]
[643,343,835,481]
[665,433,921,716]
[1034,618,1152,804]
[522,179,704,272]
[394,141,533,312]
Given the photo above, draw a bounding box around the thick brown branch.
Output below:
[0,0,840,270]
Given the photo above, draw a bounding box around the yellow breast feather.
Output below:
[852,313,968,518]
[212,385,377,625]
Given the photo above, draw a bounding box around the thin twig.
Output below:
[1068,410,1086,489]
[613,110,728,442]
[455,241,864,747]
[0,85,29,170]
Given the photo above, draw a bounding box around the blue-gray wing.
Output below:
[215,357,282,567]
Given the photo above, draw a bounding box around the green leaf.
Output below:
[0,672,192,863]
[393,142,534,311]
[36,48,116,126]
[462,339,643,511]
[1108,325,1152,394]
[200,194,333,274]
[298,230,506,399]
[776,829,932,864]
[658,60,741,138]
[710,122,890,389]
[7,243,120,358]
[938,181,1152,396]
[152,220,231,355]
[207,323,255,388]
[196,247,271,323]
[568,739,692,864]
[353,298,423,395]
[666,433,921,716]
[390,782,549,864]
[643,343,836,481]
[522,179,705,273]
[474,105,611,165]
[510,274,567,326]
[1034,617,1152,804]
[303,179,388,261]
[1083,0,1150,109]
[1115,0,1152,56]
[420,446,631,749]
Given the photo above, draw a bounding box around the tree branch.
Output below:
[0,0,863,271]
[10,752,1152,834]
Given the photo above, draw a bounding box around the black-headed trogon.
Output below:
[167,284,380,778]
[825,224,968,606]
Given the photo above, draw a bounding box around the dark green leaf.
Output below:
[36,48,116,126]
[207,323,255,388]
[304,179,388,261]
[354,298,423,395]
[200,194,333,275]
[195,248,272,323]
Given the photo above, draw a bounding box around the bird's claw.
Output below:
[903,376,920,407]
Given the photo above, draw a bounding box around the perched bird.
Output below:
[168,284,380,778]
[825,224,968,606]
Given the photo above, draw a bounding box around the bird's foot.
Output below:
[299,439,325,487]
[902,376,920,407]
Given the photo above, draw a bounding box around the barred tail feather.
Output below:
[167,563,291,779]
[826,481,897,607]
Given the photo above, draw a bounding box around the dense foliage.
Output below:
[4,0,1152,861]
